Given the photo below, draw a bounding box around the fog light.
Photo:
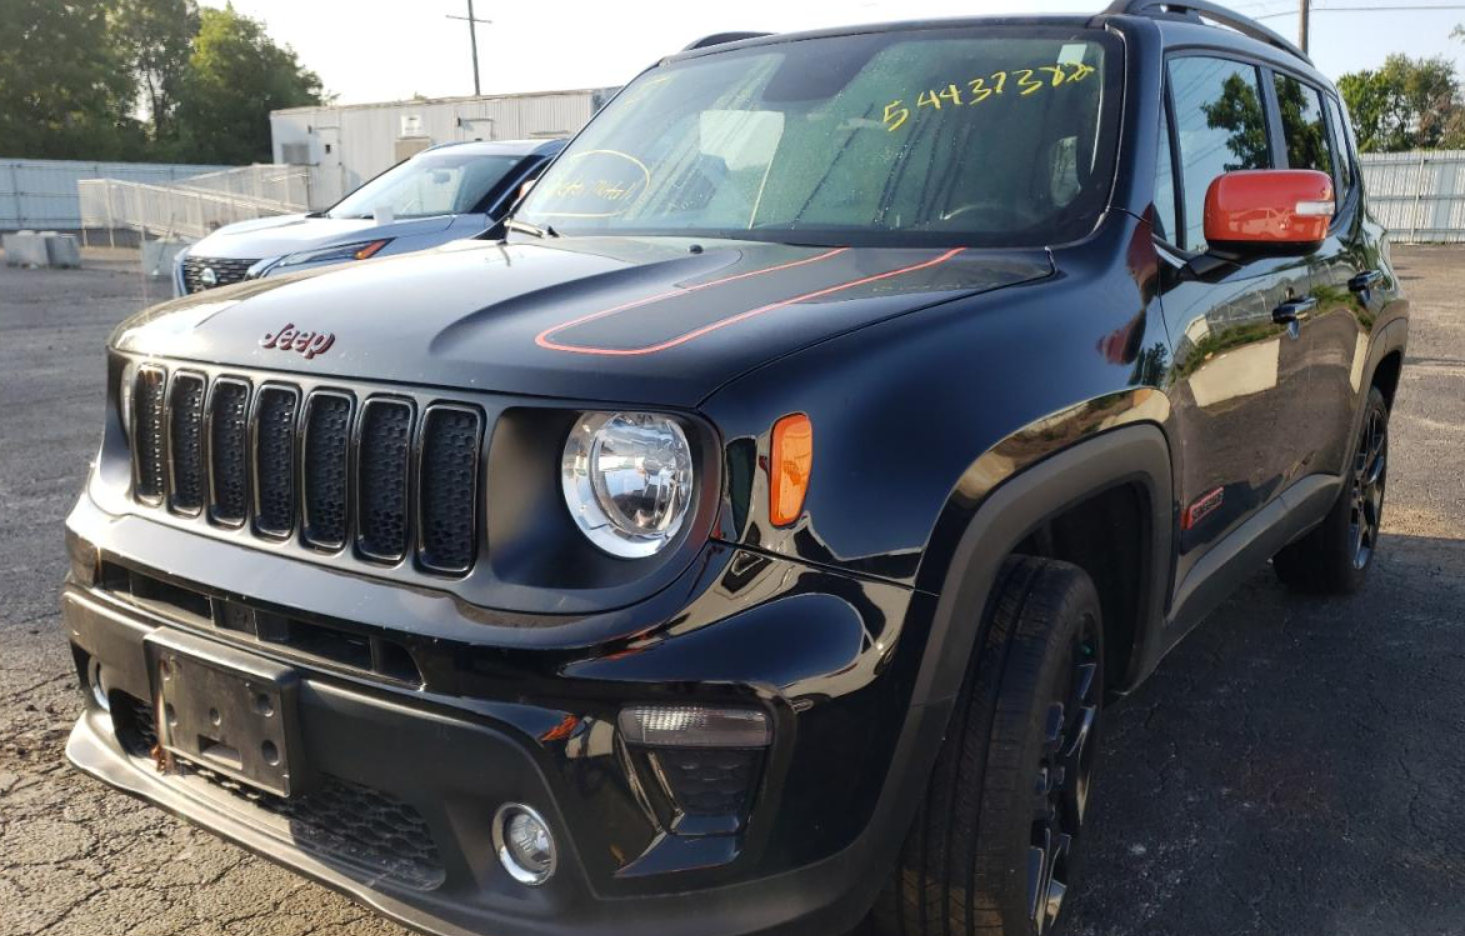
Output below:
[86,657,110,712]
[493,804,556,885]
[618,705,771,749]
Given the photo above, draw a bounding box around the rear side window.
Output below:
[1169,57,1271,250]
[1325,96,1356,206]
[1274,74,1335,179]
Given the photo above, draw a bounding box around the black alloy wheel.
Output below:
[1274,384,1391,594]
[1028,616,1100,932]
[874,556,1106,936]
[1349,402,1388,570]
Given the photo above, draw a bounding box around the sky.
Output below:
[210,0,1465,105]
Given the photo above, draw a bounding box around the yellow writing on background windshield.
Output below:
[883,61,1096,132]
[535,149,652,218]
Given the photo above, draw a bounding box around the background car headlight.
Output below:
[274,238,391,270]
[561,412,694,558]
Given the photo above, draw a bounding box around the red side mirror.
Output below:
[1203,169,1334,252]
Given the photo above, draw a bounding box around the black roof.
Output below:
[671,2,1319,80]
[1103,0,1310,64]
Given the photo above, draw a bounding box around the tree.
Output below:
[1202,73,1270,171]
[1338,54,1465,152]
[172,4,324,164]
[0,0,147,159]
[109,0,199,145]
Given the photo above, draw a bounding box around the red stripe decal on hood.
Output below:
[535,247,847,352]
[537,247,966,356]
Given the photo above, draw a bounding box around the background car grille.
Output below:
[131,367,484,576]
[181,256,255,293]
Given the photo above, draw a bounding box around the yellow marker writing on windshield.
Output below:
[884,100,909,132]
[882,60,1097,132]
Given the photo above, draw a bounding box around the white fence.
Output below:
[1359,150,1465,244]
[0,158,230,230]
[79,178,303,243]
[77,165,311,242]
[173,165,313,208]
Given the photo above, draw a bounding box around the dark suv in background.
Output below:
[61,3,1405,935]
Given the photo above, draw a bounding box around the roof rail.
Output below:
[682,31,771,51]
[1103,0,1312,65]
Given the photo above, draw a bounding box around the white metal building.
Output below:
[269,89,614,207]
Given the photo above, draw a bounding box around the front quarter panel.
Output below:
[700,211,1173,592]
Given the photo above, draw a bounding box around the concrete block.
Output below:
[142,239,191,278]
[2,231,49,267]
[43,233,82,269]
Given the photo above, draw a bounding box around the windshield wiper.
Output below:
[504,217,560,238]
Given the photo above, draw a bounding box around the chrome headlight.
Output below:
[561,412,694,558]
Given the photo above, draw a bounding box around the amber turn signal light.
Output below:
[770,413,813,527]
[353,240,390,261]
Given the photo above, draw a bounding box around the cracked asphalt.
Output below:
[2,247,1463,936]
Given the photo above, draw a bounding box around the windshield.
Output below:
[516,27,1121,247]
[328,151,528,220]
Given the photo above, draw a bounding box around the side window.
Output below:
[1169,57,1271,250]
[1274,74,1335,180]
[1324,96,1356,207]
[1155,102,1180,245]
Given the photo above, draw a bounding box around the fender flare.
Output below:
[1335,316,1409,477]
[910,422,1174,708]
[1362,317,1409,404]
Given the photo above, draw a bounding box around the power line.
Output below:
[1257,3,1465,16]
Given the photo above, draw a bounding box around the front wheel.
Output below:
[873,556,1104,936]
[1273,385,1389,594]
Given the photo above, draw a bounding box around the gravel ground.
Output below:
[1,248,1462,936]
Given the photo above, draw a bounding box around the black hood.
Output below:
[112,236,1054,406]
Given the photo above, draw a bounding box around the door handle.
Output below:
[1273,296,1317,324]
[1348,270,1385,293]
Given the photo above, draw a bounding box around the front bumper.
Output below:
[63,493,948,936]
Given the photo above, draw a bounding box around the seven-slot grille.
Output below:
[130,367,484,576]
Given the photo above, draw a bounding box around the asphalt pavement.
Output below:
[1,247,1462,936]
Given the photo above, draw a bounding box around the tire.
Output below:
[1273,385,1389,594]
[872,556,1105,936]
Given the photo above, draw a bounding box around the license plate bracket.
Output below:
[144,629,311,798]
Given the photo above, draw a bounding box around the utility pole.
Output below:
[446,1,492,96]
[1299,0,1310,55]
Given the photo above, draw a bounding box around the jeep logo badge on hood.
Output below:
[261,323,336,359]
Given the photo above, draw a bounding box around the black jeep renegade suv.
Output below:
[61,3,1406,934]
